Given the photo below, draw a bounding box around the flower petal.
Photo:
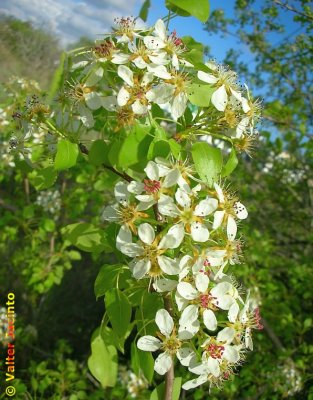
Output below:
[223,345,240,363]
[85,92,102,110]
[194,198,218,216]
[177,282,198,300]
[159,223,184,249]
[157,256,180,275]
[154,352,172,375]
[144,161,160,180]
[116,225,132,251]
[175,188,191,208]
[207,357,220,377]
[178,319,200,339]
[153,278,178,292]
[190,222,209,242]
[101,205,119,222]
[117,86,130,106]
[114,181,130,204]
[214,183,225,203]
[217,327,236,343]
[171,92,188,120]
[177,347,197,367]
[138,223,155,245]
[213,210,225,229]
[182,375,208,390]
[233,201,248,220]
[118,65,134,86]
[179,304,199,325]
[197,71,218,84]
[163,169,180,188]
[132,259,151,279]
[132,99,147,115]
[195,272,209,293]
[203,309,217,331]
[212,85,228,111]
[137,335,161,351]
[155,309,174,337]
[227,215,237,241]
[228,302,240,323]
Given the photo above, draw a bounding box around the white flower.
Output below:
[127,160,179,209]
[228,293,263,351]
[212,183,248,240]
[197,62,242,112]
[128,42,168,69]
[117,223,183,279]
[137,309,197,375]
[158,187,218,242]
[182,328,241,389]
[117,65,155,114]
[144,19,187,69]
[112,17,146,43]
[101,182,148,233]
[176,280,241,331]
[236,84,262,137]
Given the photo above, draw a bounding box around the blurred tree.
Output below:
[0,15,61,88]
[201,1,313,399]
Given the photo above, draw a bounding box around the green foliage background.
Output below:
[0,1,312,398]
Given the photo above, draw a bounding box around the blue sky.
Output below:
[0,0,303,65]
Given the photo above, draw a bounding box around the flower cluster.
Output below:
[67,17,260,148]
[102,158,262,389]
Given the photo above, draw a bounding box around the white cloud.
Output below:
[0,0,144,46]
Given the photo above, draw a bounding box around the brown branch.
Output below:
[0,198,18,212]
[261,317,285,351]
[164,296,175,400]
[272,0,313,21]
[24,177,30,203]
[78,142,133,182]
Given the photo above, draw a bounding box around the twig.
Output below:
[164,296,175,400]
[272,0,313,21]
[24,177,30,203]
[79,143,133,182]
[0,198,18,212]
[261,317,284,351]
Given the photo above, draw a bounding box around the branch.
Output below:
[272,0,313,21]
[0,198,18,212]
[164,296,175,400]
[78,143,133,182]
[261,317,284,351]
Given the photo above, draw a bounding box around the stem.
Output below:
[78,143,133,182]
[164,296,175,400]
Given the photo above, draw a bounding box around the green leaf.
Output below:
[48,52,66,102]
[88,140,109,166]
[166,0,210,22]
[105,289,132,339]
[131,343,155,383]
[139,0,151,21]
[111,124,153,170]
[148,140,171,159]
[29,166,57,190]
[88,327,117,388]
[135,292,163,336]
[187,83,214,107]
[191,142,223,186]
[168,139,181,159]
[61,222,111,253]
[182,36,204,65]
[54,140,79,170]
[150,377,182,400]
[94,264,129,298]
[222,148,238,177]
